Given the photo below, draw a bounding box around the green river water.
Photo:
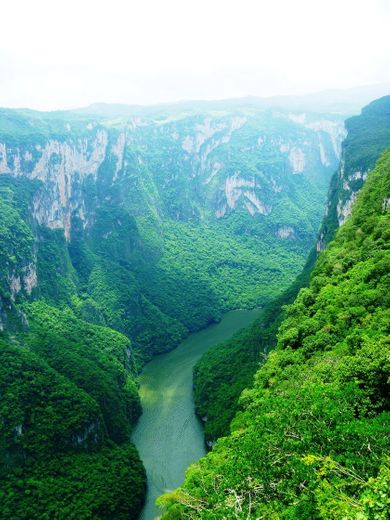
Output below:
[132,308,262,520]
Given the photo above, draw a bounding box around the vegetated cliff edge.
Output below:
[161,145,390,519]
[192,95,390,446]
[159,106,390,518]
[0,302,146,518]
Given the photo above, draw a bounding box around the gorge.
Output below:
[0,93,389,519]
[160,96,390,518]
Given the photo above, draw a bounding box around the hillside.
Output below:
[0,306,146,518]
[159,144,390,519]
[192,96,390,445]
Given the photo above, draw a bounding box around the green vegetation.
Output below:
[158,217,311,308]
[0,100,377,518]
[0,179,147,517]
[0,107,103,144]
[320,95,390,245]
[0,190,34,299]
[192,95,390,447]
[0,445,145,520]
[193,250,316,444]
[159,148,390,518]
[0,103,343,361]
[23,302,142,439]
[0,304,146,518]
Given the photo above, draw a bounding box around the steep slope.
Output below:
[193,96,390,445]
[0,105,344,362]
[0,137,148,516]
[0,311,146,518]
[318,95,390,248]
[159,146,390,519]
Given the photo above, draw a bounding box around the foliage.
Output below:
[193,249,316,443]
[159,148,390,518]
[0,189,34,300]
[192,96,390,447]
[23,301,142,441]
[320,95,390,245]
[0,300,147,517]
[0,339,103,470]
[0,148,150,515]
[0,444,146,520]
[36,226,77,302]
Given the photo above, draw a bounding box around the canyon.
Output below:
[0,95,389,519]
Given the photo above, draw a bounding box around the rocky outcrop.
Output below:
[0,108,346,240]
[72,421,101,448]
[276,226,295,239]
[316,95,390,248]
[7,262,38,301]
[0,128,122,238]
[337,169,369,225]
[288,148,305,173]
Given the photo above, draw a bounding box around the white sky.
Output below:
[1,0,390,110]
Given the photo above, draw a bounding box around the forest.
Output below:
[0,96,389,518]
[159,144,390,520]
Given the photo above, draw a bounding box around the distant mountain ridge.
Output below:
[73,83,390,118]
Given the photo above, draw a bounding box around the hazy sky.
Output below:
[1,0,390,110]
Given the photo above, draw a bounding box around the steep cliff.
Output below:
[191,96,390,446]
[0,306,146,518]
[0,105,345,360]
[159,136,390,520]
[317,95,390,250]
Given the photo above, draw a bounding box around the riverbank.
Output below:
[132,308,262,520]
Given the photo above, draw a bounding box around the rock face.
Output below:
[0,103,347,355]
[0,108,344,240]
[317,95,390,249]
[276,226,295,239]
[1,129,110,239]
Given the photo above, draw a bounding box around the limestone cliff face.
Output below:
[316,96,390,251]
[119,110,345,227]
[8,263,38,300]
[0,106,346,302]
[0,128,118,238]
[0,109,345,236]
[336,167,368,226]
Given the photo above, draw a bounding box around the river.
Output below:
[132,308,262,520]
